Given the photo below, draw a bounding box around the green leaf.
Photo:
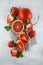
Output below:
[11,40,14,44]
[23,21,27,26]
[13,15,17,20]
[10,14,17,20]
[23,21,30,26]
[16,51,23,58]
[10,9,12,13]
[4,25,11,31]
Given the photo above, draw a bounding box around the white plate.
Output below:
[0,0,43,65]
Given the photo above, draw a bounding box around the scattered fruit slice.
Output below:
[16,40,25,51]
[10,49,18,56]
[29,30,36,37]
[11,7,19,15]
[19,8,32,22]
[7,14,14,23]
[19,32,29,44]
[12,20,24,34]
[8,40,14,48]
[26,22,33,30]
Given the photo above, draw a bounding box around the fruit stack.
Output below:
[4,7,36,58]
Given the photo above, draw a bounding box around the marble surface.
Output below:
[0,0,43,65]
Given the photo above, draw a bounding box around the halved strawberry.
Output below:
[7,14,14,23]
[10,49,18,56]
[29,30,36,37]
[8,41,14,48]
[16,40,25,52]
[26,22,33,30]
[19,32,29,44]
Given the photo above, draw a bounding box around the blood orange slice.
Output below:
[16,40,25,52]
[19,32,29,44]
[12,20,24,34]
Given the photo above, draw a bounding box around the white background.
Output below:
[0,0,43,65]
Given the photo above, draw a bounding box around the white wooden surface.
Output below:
[0,0,43,65]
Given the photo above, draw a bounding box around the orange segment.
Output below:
[16,40,25,52]
[19,32,29,44]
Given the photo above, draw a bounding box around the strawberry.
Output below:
[10,49,18,56]
[7,14,14,23]
[8,40,14,48]
[11,7,19,15]
[26,22,33,30]
[29,30,36,37]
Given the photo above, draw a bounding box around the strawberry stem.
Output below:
[23,20,30,26]
[11,40,14,44]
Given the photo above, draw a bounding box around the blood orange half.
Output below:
[16,40,25,52]
[19,32,29,44]
[12,20,24,34]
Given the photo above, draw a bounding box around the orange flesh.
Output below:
[13,21,23,32]
[17,41,23,49]
[16,40,25,51]
[20,33,28,44]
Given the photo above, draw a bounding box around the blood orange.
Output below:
[19,8,32,22]
[19,32,29,44]
[12,20,24,34]
[16,40,25,52]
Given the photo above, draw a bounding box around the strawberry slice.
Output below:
[8,40,14,48]
[7,14,14,23]
[10,49,18,56]
[26,22,33,30]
